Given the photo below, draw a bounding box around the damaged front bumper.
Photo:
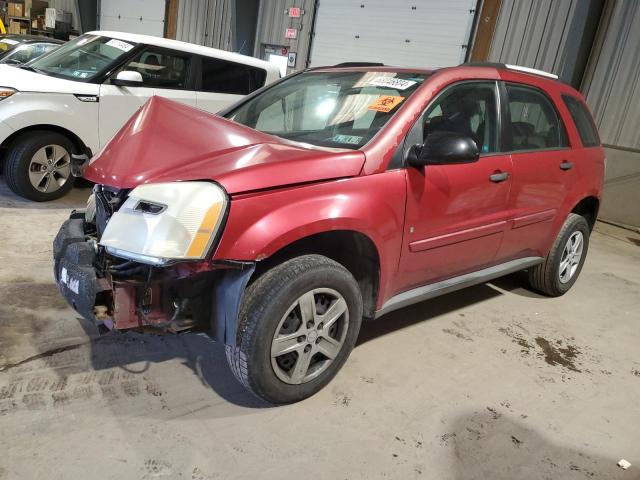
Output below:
[53,210,254,344]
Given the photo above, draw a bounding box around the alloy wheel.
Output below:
[28,144,71,194]
[559,231,584,283]
[271,288,349,385]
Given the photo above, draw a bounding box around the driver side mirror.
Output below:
[407,131,480,167]
[112,70,143,87]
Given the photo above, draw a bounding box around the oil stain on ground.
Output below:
[534,337,581,372]
[500,327,582,372]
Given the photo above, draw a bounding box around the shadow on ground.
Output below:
[447,410,637,480]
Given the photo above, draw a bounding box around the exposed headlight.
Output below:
[99,182,228,265]
[0,87,16,100]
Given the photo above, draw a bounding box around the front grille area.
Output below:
[94,186,129,240]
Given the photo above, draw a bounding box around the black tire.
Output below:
[226,254,363,404]
[527,213,590,296]
[4,131,75,201]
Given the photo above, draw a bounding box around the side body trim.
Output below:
[409,221,506,252]
[375,256,543,318]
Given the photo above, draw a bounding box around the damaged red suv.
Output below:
[54,63,604,403]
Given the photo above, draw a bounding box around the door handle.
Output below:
[560,161,573,171]
[489,171,509,183]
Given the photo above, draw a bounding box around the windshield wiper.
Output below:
[19,64,40,73]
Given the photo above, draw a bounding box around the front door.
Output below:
[499,83,577,260]
[395,81,513,294]
[99,46,195,146]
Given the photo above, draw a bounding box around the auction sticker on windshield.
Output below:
[369,77,417,90]
[368,95,405,113]
[106,39,134,52]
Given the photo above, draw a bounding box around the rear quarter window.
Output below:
[200,56,267,95]
[562,95,600,148]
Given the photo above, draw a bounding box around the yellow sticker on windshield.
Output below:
[368,95,405,113]
[0,44,7,52]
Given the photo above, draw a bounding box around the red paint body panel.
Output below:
[213,171,407,307]
[84,66,605,311]
[84,96,365,194]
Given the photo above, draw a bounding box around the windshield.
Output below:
[0,37,21,54]
[227,71,428,149]
[0,43,59,65]
[29,34,137,81]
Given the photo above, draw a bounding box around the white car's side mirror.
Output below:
[112,70,143,86]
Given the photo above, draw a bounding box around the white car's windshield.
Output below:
[0,43,59,65]
[29,34,137,81]
[228,70,429,149]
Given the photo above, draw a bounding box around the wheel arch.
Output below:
[0,124,92,158]
[253,230,381,321]
[570,196,600,230]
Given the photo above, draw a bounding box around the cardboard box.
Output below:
[8,19,21,33]
[10,2,23,18]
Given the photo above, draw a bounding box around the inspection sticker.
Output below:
[369,77,417,90]
[106,39,134,52]
[368,95,405,113]
[332,134,363,145]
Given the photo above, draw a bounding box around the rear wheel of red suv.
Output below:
[226,254,363,404]
[527,213,590,296]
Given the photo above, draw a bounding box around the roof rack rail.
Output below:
[462,62,559,80]
[504,64,558,79]
[332,62,385,67]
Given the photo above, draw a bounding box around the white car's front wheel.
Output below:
[4,131,75,202]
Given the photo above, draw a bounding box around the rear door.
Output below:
[396,81,513,293]
[499,82,576,260]
[99,46,195,145]
[195,56,268,114]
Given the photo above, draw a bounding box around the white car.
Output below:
[0,31,280,201]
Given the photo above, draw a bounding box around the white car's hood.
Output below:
[0,65,99,95]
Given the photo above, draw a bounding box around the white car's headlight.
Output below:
[99,182,228,265]
[0,87,16,100]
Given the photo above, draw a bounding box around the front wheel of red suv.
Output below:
[527,213,591,296]
[226,254,363,404]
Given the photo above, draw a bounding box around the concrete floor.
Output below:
[1,183,639,480]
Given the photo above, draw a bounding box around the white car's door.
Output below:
[195,56,265,114]
[98,47,196,146]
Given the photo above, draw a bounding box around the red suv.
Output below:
[53,63,604,404]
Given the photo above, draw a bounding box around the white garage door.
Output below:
[310,0,477,68]
[99,0,166,38]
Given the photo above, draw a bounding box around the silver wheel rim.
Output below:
[271,288,349,385]
[28,144,71,194]
[559,231,584,283]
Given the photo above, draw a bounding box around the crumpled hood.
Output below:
[0,65,99,95]
[84,96,366,194]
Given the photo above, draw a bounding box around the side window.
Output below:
[562,95,600,147]
[119,48,191,89]
[506,84,567,151]
[201,57,267,95]
[422,82,498,153]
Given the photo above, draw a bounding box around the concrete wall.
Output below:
[601,147,640,228]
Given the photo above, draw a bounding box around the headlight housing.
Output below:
[99,182,228,265]
[0,87,16,100]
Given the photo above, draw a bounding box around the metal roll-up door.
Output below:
[176,0,235,50]
[309,0,478,67]
[99,0,166,37]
